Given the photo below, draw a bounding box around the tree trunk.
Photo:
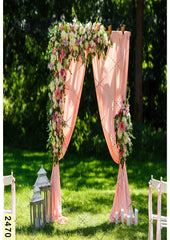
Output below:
[135,0,144,124]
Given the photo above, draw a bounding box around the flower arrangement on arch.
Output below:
[46,18,112,163]
[114,96,134,166]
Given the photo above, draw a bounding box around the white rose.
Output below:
[57,62,62,72]
[117,129,122,139]
[51,54,56,64]
[69,32,75,41]
[79,26,85,35]
[50,81,55,92]
[123,132,128,144]
[103,33,108,43]
[61,31,68,40]
[70,38,75,45]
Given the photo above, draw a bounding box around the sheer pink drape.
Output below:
[109,163,133,222]
[92,31,132,222]
[92,32,130,163]
[51,54,87,223]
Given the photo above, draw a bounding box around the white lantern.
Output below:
[30,186,45,229]
[34,165,52,223]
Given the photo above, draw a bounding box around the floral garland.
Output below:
[114,96,134,166]
[46,18,111,163]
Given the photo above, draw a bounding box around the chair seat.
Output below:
[4,209,12,214]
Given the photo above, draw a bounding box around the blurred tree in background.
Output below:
[3,0,166,156]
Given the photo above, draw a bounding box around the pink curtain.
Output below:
[92,31,132,222]
[51,54,87,223]
[109,163,133,222]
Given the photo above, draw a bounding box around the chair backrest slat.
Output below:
[3,175,15,186]
[150,178,167,194]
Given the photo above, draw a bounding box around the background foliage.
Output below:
[3,0,167,156]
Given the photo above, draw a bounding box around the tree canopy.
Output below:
[3,0,167,153]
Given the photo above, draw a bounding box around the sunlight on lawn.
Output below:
[3,146,167,240]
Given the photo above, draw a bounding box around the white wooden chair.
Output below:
[3,172,16,216]
[148,175,167,240]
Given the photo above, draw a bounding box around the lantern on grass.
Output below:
[30,186,45,229]
[34,165,52,223]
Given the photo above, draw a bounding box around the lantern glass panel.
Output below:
[40,204,44,226]
[36,204,38,217]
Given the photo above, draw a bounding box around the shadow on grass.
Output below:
[14,190,167,240]
[3,144,167,192]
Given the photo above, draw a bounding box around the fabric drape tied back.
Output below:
[92,31,133,222]
[51,54,87,222]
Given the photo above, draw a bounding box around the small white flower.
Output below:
[69,32,75,41]
[51,54,56,64]
[79,26,85,35]
[117,128,122,139]
[57,62,62,72]
[123,132,128,144]
[61,31,68,40]
[70,38,75,45]
[103,33,108,43]
[50,81,55,92]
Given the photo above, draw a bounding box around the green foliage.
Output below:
[72,113,94,151]
[3,0,167,153]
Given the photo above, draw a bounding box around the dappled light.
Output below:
[3,144,167,239]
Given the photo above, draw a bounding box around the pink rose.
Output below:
[119,122,125,131]
[52,47,56,54]
[48,62,54,70]
[54,72,59,78]
[118,111,121,117]
[59,48,66,63]
[94,37,98,43]
[97,24,101,30]
[92,28,95,34]
[74,24,78,32]
[54,111,58,121]
[57,122,61,131]
[55,88,61,100]
[61,68,66,77]
[59,55,62,63]
[59,23,63,31]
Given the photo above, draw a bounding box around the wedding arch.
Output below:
[46,18,133,224]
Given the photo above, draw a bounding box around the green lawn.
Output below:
[3,145,167,240]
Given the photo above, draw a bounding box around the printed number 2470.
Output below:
[4,216,12,237]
